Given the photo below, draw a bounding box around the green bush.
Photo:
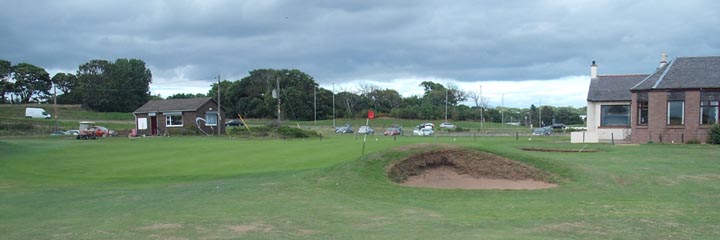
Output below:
[229,126,271,137]
[707,124,720,144]
[0,122,34,131]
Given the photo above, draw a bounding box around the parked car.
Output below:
[384,127,402,136]
[50,131,67,136]
[439,122,456,129]
[532,127,553,136]
[550,123,567,129]
[413,126,434,136]
[225,119,244,127]
[66,130,80,135]
[335,123,354,134]
[420,123,435,129]
[357,126,374,135]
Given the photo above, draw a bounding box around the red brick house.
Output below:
[133,97,225,136]
[630,56,720,143]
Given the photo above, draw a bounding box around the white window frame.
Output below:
[600,104,630,127]
[205,112,218,126]
[667,101,684,125]
[165,112,183,127]
[701,101,719,125]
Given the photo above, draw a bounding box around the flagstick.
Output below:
[361,116,369,156]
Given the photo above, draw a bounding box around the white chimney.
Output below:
[590,61,598,79]
[659,52,668,68]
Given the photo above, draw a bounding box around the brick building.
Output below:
[133,97,225,136]
[630,56,720,143]
[573,54,720,144]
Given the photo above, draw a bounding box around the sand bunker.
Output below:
[387,149,557,190]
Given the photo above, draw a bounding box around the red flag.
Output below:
[368,110,375,119]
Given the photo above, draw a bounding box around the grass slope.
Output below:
[1,135,719,239]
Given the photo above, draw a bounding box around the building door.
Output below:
[150,116,158,135]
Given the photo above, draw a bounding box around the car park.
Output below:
[357,126,374,134]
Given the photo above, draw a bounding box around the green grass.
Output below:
[1,135,719,239]
[0,104,134,134]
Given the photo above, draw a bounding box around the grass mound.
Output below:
[386,148,555,185]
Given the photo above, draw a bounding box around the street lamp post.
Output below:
[479,85,483,129]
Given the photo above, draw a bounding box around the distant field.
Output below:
[2,104,548,136]
[0,104,134,135]
[1,135,718,239]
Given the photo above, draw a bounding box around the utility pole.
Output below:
[445,87,448,122]
[332,82,336,128]
[479,85,483,129]
[53,82,58,131]
[217,74,221,136]
[538,98,542,127]
[501,94,505,128]
[276,76,281,122]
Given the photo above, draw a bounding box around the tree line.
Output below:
[169,68,584,126]
[2,59,583,125]
[0,58,152,112]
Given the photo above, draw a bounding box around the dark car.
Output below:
[225,119,244,127]
[551,123,566,129]
[532,127,553,136]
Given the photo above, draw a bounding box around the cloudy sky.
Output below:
[2,0,719,107]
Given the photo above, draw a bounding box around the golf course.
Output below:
[1,135,719,239]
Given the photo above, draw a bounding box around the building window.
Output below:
[165,113,183,127]
[601,105,630,127]
[638,101,648,125]
[205,112,218,126]
[667,101,684,125]
[701,101,719,125]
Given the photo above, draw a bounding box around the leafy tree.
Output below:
[52,72,81,104]
[555,106,583,125]
[209,69,326,121]
[335,91,362,118]
[12,63,51,103]
[167,93,207,99]
[77,59,111,110]
[76,59,152,112]
[0,59,12,103]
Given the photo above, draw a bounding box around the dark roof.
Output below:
[632,56,720,91]
[133,97,216,113]
[587,74,648,102]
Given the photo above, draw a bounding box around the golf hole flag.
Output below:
[368,110,375,119]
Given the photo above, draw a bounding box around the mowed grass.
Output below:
[1,135,719,239]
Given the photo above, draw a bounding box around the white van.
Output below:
[25,107,51,119]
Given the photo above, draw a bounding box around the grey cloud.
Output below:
[1,0,719,86]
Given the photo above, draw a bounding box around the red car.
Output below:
[384,127,402,136]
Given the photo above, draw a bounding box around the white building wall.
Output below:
[572,101,631,143]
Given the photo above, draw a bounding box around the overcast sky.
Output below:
[2,0,719,107]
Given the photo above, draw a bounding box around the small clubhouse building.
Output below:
[573,54,720,143]
[133,97,225,136]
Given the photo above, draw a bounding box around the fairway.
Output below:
[1,135,719,239]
